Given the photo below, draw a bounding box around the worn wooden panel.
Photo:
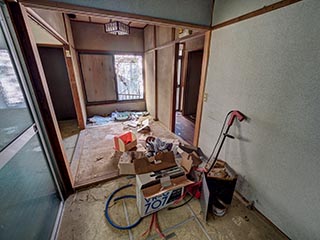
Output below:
[156,26,174,46]
[79,54,117,103]
[157,46,175,129]
[144,25,155,51]
[144,52,156,117]
[71,21,144,52]
[185,35,205,51]
[65,15,87,128]
[28,17,63,45]
[86,100,146,116]
[32,8,67,41]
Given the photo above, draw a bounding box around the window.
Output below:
[114,55,144,100]
[79,53,144,104]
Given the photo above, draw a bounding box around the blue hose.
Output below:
[105,184,142,230]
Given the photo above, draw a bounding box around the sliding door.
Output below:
[0,6,62,240]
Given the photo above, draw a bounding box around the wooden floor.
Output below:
[175,111,195,144]
[59,120,80,163]
[70,117,183,188]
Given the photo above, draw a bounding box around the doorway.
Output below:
[0,7,63,239]
[38,46,80,163]
[175,48,204,144]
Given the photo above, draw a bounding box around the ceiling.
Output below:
[70,14,148,29]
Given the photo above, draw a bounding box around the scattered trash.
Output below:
[88,111,149,126]
[145,137,173,157]
[96,156,103,161]
[88,115,112,125]
[114,131,137,152]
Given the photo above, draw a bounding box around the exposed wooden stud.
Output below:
[154,25,158,121]
[64,14,86,129]
[193,31,211,147]
[181,51,189,116]
[7,2,74,197]
[36,43,64,48]
[63,47,86,129]
[20,0,211,31]
[212,0,302,30]
[171,43,179,131]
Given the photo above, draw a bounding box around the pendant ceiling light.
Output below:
[105,21,130,35]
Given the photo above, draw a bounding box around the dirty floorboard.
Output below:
[59,119,80,163]
[58,177,288,240]
[71,119,183,188]
[175,111,194,145]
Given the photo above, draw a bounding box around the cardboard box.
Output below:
[114,131,137,152]
[136,173,193,217]
[134,151,177,174]
[118,151,147,175]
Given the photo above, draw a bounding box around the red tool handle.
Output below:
[227,111,246,126]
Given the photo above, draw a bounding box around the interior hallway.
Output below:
[175,111,195,144]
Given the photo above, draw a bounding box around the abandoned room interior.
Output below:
[0,0,319,239]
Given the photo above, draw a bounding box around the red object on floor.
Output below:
[114,131,137,152]
[142,212,165,239]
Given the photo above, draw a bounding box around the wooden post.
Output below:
[193,30,211,146]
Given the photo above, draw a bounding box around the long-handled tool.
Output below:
[206,110,246,173]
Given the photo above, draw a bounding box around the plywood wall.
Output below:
[157,46,175,128]
[144,25,156,117]
[79,54,117,103]
[144,52,156,117]
[32,8,67,41]
[144,25,155,51]
[185,36,204,51]
[71,21,144,52]
[144,25,176,129]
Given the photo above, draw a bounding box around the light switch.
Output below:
[203,93,208,102]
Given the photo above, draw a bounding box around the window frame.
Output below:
[78,50,145,106]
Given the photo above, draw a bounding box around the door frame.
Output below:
[6,1,74,197]
[172,31,211,146]
[0,4,64,239]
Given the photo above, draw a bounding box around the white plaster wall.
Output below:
[213,0,280,25]
[48,0,213,26]
[200,1,320,239]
